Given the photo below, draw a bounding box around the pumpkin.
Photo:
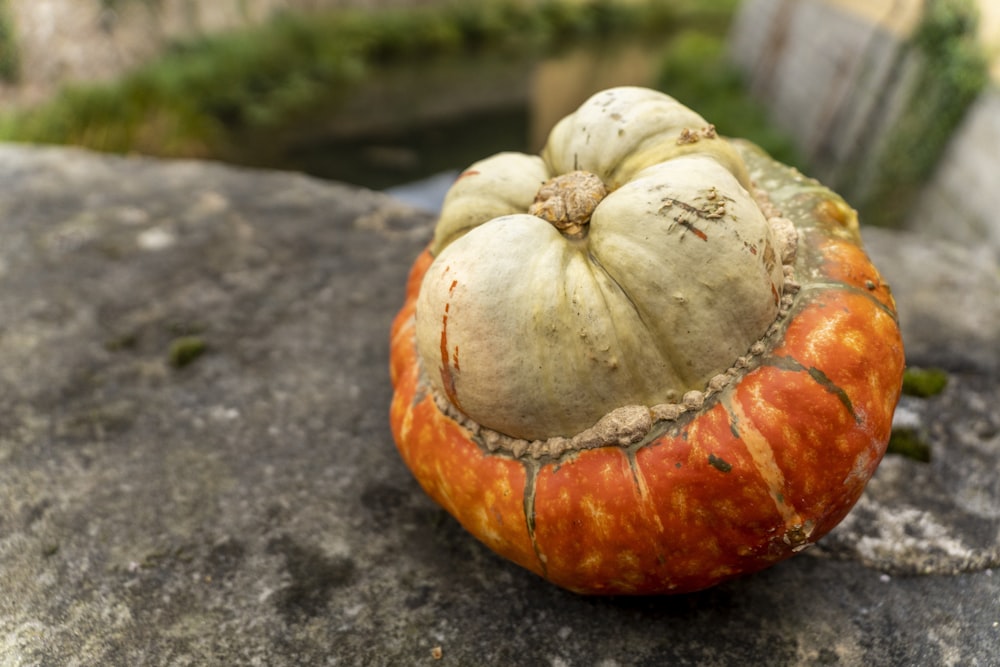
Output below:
[389,87,904,595]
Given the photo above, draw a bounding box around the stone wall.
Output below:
[907,86,1000,262]
[729,0,1000,263]
[727,0,921,193]
[907,0,1000,261]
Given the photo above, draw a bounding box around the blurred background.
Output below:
[0,0,997,258]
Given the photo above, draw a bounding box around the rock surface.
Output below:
[1,145,998,665]
[862,226,1000,374]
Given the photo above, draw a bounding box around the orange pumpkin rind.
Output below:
[389,136,904,595]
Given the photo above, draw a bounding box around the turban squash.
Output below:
[389,87,905,595]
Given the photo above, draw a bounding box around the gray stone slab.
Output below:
[862,226,1000,374]
[1,145,998,666]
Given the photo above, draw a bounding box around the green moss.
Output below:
[887,427,932,462]
[654,30,802,169]
[854,0,989,227]
[169,336,207,369]
[0,0,738,159]
[901,367,949,398]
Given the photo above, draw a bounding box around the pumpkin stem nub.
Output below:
[529,171,607,238]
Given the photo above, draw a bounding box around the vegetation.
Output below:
[852,0,989,227]
[887,427,932,462]
[0,0,742,162]
[169,336,207,369]
[885,367,950,463]
[0,0,986,211]
[99,0,163,9]
[655,29,802,169]
[901,367,949,398]
[0,0,19,83]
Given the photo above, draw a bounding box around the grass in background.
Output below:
[0,0,20,83]
[655,29,802,169]
[853,0,989,227]
[0,0,742,161]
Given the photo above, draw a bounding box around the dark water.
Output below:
[243,37,674,209]
[286,102,529,193]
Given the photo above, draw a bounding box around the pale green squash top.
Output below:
[415,87,787,441]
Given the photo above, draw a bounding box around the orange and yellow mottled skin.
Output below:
[389,142,905,595]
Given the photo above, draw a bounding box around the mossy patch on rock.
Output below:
[902,367,949,398]
[887,427,933,462]
[168,336,207,368]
